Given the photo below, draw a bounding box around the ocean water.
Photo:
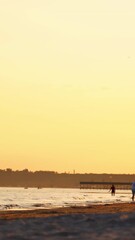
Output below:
[0,187,132,211]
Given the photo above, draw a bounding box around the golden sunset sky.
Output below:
[0,0,135,173]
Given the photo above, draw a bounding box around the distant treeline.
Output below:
[0,169,135,188]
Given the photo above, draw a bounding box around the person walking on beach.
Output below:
[131,182,135,201]
[110,184,115,196]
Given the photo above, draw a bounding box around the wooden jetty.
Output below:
[80,182,132,190]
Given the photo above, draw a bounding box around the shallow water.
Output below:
[0,187,132,210]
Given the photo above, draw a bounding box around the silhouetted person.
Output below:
[131,182,135,201]
[110,184,115,196]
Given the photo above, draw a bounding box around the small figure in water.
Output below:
[131,182,135,201]
[110,184,115,196]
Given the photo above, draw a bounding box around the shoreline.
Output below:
[1,202,135,219]
[1,203,135,239]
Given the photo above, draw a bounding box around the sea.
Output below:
[0,187,132,211]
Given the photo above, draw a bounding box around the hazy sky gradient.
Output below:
[0,0,135,173]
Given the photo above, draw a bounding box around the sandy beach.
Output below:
[0,202,135,219]
[1,203,135,239]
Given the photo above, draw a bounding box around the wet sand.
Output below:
[0,202,135,219]
[1,203,135,239]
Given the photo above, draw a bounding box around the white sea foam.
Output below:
[0,187,132,210]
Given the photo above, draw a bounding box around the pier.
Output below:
[80,182,132,190]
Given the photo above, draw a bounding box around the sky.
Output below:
[0,0,135,174]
